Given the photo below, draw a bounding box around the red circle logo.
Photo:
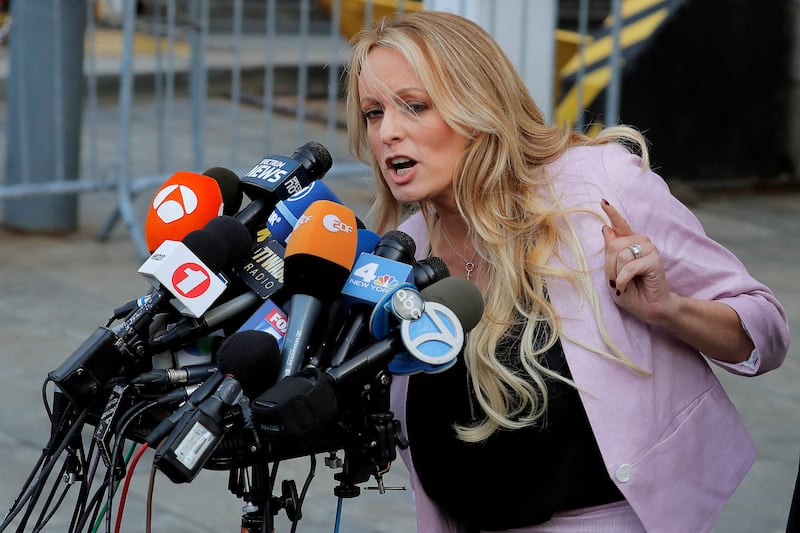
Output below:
[171,262,211,298]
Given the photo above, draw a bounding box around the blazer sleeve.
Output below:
[598,144,790,376]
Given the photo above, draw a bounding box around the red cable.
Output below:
[114,443,149,533]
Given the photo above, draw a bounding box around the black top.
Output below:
[406,323,623,531]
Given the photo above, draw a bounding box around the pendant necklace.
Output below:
[440,227,478,281]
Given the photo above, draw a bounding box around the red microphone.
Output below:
[144,169,241,253]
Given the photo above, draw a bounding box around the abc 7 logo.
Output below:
[401,302,464,365]
[152,184,199,223]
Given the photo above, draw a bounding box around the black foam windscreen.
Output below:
[203,166,244,216]
[421,277,484,332]
[283,254,351,303]
[216,330,282,399]
[182,228,229,273]
[374,230,417,264]
[293,141,333,180]
[202,215,254,266]
[413,256,450,289]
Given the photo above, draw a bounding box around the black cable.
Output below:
[0,408,88,531]
[41,378,52,423]
[264,462,281,533]
[1,449,48,528]
[30,459,72,532]
[70,478,109,533]
[3,381,63,528]
[15,459,66,532]
[15,443,81,532]
[290,454,317,533]
[68,440,99,533]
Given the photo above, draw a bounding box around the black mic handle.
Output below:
[235,197,278,233]
[325,334,403,386]
[307,298,348,369]
[116,288,170,343]
[328,311,369,368]
[149,291,260,351]
[144,371,225,445]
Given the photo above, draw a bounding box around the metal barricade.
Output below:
[0,0,622,258]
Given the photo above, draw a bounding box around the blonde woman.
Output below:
[345,10,789,533]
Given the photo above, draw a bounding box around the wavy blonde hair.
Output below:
[346,10,649,442]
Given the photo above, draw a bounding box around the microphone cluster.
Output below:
[2,141,484,533]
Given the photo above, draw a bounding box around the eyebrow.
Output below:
[360,87,428,106]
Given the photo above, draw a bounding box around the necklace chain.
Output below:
[440,227,478,281]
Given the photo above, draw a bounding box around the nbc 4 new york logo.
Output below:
[343,253,413,304]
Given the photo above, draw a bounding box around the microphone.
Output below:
[202,166,244,216]
[372,230,417,263]
[279,200,358,380]
[329,231,419,368]
[266,180,342,245]
[390,276,484,375]
[413,256,450,289]
[48,217,253,405]
[305,227,384,369]
[138,215,254,318]
[234,181,341,300]
[151,330,282,483]
[144,168,242,253]
[250,278,483,438]
[235,298,289,348]
[356,228,381,259]
[329,277,483,384]
[235,142,333,232]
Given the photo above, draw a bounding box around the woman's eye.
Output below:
[408,102,429,113]
[362,108,383,120]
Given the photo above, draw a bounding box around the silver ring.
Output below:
[628,243,642,260]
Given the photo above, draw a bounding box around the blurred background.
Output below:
[0,1,798,532]
[1,0,797,249]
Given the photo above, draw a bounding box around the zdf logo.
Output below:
[323,214,353,233]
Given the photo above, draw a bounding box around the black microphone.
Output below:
[48,216,253,406]
[328,231,420,368]
[329,232,451,368]
[251,278,483,439]
[151,330,281,483]
[202,166,244,216]
[235,142,333,232]
[328,277,483,384]
[413,256,450,288]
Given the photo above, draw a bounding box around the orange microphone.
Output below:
[144,169,242,253]
[279,200,358,378]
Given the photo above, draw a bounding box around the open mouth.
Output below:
[389,157,417,176]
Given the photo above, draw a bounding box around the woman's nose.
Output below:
[379,107,404,145]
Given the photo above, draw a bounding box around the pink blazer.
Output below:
[391,144,790,533]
